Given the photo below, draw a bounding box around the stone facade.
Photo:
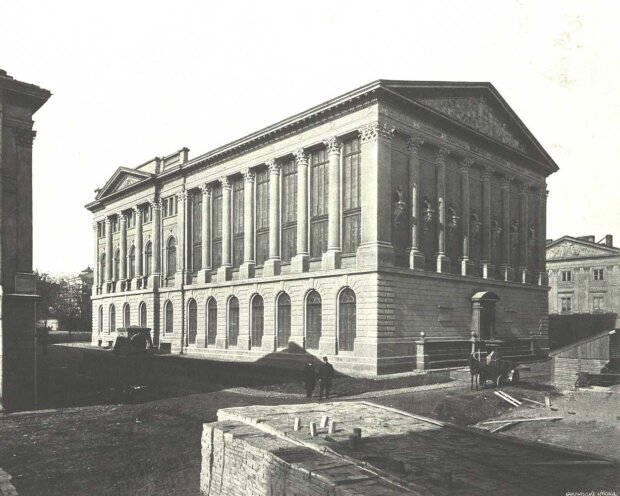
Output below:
[0,70,51,410]
[87,80,558,375]
[547,235,620,349]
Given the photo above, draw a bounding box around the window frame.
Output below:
[309,148,329,259]
[593,268,604,281]
[561,270,572,283]
[560,296,572,314]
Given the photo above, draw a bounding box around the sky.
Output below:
[1,0,618,275]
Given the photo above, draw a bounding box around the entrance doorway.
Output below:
[471,291,500,341]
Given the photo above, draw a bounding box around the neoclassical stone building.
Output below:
[87,80,558,375]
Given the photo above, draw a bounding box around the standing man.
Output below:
[302,361,316,399]
[318,356,335,400]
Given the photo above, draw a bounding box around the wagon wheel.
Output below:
[510,369,520,384]
[496,374,506,388]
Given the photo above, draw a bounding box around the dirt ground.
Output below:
[0,347,617,496]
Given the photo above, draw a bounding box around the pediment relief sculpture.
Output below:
[547,241,612,260]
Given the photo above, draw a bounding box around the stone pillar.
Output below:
[537,188,549,286]
[264,160,281,276]
[239,170,255,279]
[119,213,127,289]
[481,166,494,279]
[357,122,395,267]
[175,191,187,286]
[218,177,232,282]
[517,184,529,283]
[292,149,309,272]
[415,332,430,371]
[149,200,161,289]
[407,137,425,270]
[459,159,475,276]
[198,184,212,283]
[435,148,450,273]
[499,176,513,281]
[134,207,143,281]
[92,222,99,292]
[322,136,342,270]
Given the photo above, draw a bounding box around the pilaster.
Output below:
[499,175,514,282]
[292,149,309,272]
[218,177,232,282]
[459,158,475,276]
[240,170,256,279]
[198,184,212,283]
[134,207,143,288]
[322,137,342,270]
[263,160,281,277]
[516,183,530,283]
[149,200,161,290]
[406,136,425,270]
[481,166,493,279]
[435,147,450,273]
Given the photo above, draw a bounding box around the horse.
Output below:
[468,353,483,390]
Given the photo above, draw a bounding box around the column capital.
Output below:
[500,175,514,189]
[436,147,451,162]
[459,158,474,173]
[150,199,161,210]
[242,169,255,183]
[294,148,308,166]
[220,176,232,190]
[267,158,281,174]
[519,183,530,196]
[406,136,425,154]
[200,183,212,195]
[104,216,112,225]
[133,206,142,216]
[177,190,188,202]
[119,212,127,223]
[359,122,395,144]
[323,136,342,154]
[13,127,36,148]
[481,165,494,181]
[92,221,98,231]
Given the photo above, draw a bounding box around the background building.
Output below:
[547,235,620,349]
[0,70,50,410]
[87,80,557,375]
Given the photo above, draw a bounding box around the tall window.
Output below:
[142,204,153,223]
[126,210,134,228]
[251,295,264,348]
[306,291,322,350]
[109,305,116,333]
[232,177,244,268]
[255,169,270,266]
[593,295,604,313]
[560,296,572,314]
[212,185,223,269]
[162,195,177,218]
[593,268,604,281]
[99,253,106,285]
[281,159,297,263]
[191,193,202,274]
[338,288,357,352]
[342,137,361,254]
[128,245,136,279]
[310,149,329,258]
[97,221,106,238]
[207,298,217,346]
[145,242,152,277]
[187,299,197,345]
[98,305,103,334]
[113,249,120,281]
[166,237,176,279]
[561,270,572,282]
[228,296,239,347]
[277,292,291,348]
[123,303,130,327]
[165,301,173,334]
[139,302,147,326]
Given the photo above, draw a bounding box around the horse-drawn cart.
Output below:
[479,358,520,387]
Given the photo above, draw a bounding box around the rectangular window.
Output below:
[561,296,572,313]
[255,168,270,266]
[142,204,152,223]
[593,268,604,281]
[281,159,297,262]
[162,195,177,218]
[126,210,134,229]
[342,137,361,254]
[97,221,106,238]
[561,270,572,282]
[593,296,604,312]
[232,177,244,268]
[110,216,119,233]
[212,186,223,269]
[191,192,202,273]
[309,148,329,258]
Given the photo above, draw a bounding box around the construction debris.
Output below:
[489,421,520,433]
[482,417,563,425]
[521,397,546,407]
[494,391,521,407]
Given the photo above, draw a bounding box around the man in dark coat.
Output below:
[302,361,316,399]
[318,356,335,400]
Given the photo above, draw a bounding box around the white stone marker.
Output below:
[320,416,329,428]
[293,418,301,431]
[309,422,317,437]
[328,420,336,434]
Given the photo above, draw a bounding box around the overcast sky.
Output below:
[1,0,618,275]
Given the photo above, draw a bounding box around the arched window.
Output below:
[109,304,116,334]
[306,291,322,350]
[123,303,130,327]
[165,301,173,335]
[145,242,152,277]
[338,288,356,352]
[98,305,103,334]
[99,253,106,286]
[166,237,176,278]
[251,295,264,348]
[277,293,291,348]
[228,296,239,347]
[128,245,136,279]
[187,299,197,345]
[113,249,120,281]
[207,298,217,346]
[139,302,147,327]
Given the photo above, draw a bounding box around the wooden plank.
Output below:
[482,417,563,425]
[493,391,520,407]
[521,397,546,407]
[497,391,522,406]
[490,421,519,433]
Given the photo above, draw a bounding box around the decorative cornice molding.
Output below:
[294,148,308,166]
[359,122,395,144]
[406,136,424,154]
[323,136,342,154]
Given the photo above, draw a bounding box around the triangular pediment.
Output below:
[546,237,619,260]
[97,167,153,199]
